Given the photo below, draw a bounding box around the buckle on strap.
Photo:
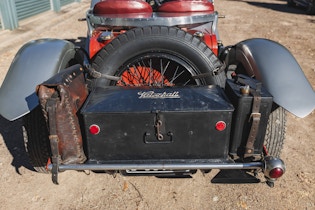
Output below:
[249,112,261,120]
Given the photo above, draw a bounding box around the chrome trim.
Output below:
[263,156,286,179]
[124,169,192,174]
[212,12,220,40]
[86,10,93,37]
[48,162,263,171]
[87,11,218,27]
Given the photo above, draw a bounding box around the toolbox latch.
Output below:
[144,112,173,143]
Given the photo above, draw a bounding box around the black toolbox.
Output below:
[81,86,234,162]
[225,75,273,158]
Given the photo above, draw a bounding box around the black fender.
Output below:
[223,38,315,118]
[0,39,77,121]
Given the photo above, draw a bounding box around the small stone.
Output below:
[213,196,219,202]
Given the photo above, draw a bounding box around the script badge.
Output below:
[138,91,180,99]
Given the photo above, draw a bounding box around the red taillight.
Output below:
[264,156,286,180]
[269,168,284,179]
[89,124,100,135]
[215,121,226,131]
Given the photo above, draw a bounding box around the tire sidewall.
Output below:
[92,27,222,87]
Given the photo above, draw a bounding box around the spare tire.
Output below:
[92,26,225,87]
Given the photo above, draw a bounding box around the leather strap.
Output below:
[244,83,262,158]
[47,97,60,185]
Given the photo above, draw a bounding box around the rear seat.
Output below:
[93,0,153,15]
[93,0,214,16]
[158,0,214,13]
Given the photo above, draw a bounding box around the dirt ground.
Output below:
[0,0,314,209]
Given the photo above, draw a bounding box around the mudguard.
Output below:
[226,38,315,118]
[0,39,76,121]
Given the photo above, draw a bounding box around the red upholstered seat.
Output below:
[158,0,214,13]
[93,0,153,15]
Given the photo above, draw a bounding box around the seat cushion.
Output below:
[158,0,214,13]
[93,0,153,15]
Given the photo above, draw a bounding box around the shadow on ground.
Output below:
[0,115,34,174]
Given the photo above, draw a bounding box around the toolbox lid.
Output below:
[82,86,234,113]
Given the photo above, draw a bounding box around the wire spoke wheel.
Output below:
[115,53,202,87]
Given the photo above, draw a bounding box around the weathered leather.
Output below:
[37,65,88,164]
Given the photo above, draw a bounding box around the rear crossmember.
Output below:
[47,156,285,187]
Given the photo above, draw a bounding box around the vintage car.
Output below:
[0,0,314,187]
[287,0,315,14]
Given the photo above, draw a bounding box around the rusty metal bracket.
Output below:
[244,83,262,158]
